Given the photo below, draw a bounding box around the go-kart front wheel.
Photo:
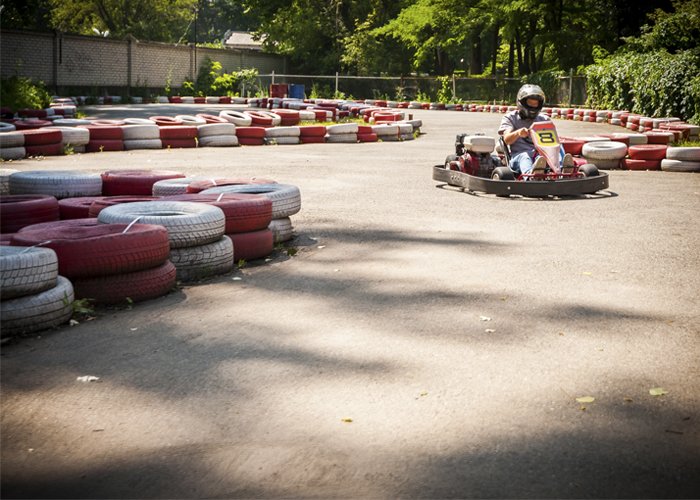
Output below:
[444,154,458,170]
[491,166,515,181]
[578,163,600,177]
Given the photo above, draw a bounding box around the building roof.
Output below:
[224,31,263,51]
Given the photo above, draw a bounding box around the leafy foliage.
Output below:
[0,76,52,111]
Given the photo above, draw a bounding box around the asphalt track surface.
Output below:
[2,106,699,498]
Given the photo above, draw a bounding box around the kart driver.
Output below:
[498,84,574,175]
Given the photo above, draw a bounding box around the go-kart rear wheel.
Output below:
[444,154,458,170]
[491,166,515,181]
[578,163,599,177]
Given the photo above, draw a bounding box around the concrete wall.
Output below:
[0,29,286,93]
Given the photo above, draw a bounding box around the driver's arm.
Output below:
[502,127,529,145]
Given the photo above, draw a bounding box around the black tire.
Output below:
[0,246,58,300]
[491,167,515,181]
[578,163,600,177]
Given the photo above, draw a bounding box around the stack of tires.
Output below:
[22,128,64,157]
[581,141,628,170]
[0,169,19,195]
[197,122,238,147]
[122,123,162,150]
[299,125,326,144]
[201,183,301,249]
[265,126,301,145]
[235,127,266,146]
[372,123,400,142]
[164,193,274,263]
[83,123,124,152]
[622,145,668,171]
[358,125,378,143]
[0,246,75,338]
[160,126,197,149]
[50,126,90,153]
[97,201,233,283]
[11,219,175,304]
[1,128,25,160]
[0,194,60,240]
[101,170,185,196]
[661,147,700,172]
[326,123,357,143]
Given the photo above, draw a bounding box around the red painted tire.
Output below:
[560,138,585,156]
[218,96,232,104]
[18,109,48,118]
[194,96,205,104]
[299,126,326,137]
[72,260,176,304]
[164,193,272,233]
[275,109,300,126]
[245,111,274,127]
[186,177,276,194]
[196,113,228,124]
[86,140,125,152]
[91,120,125,126]
[358,133,378,143]
[17,217,98,233]
[300,136,326,144]
[88,196,160,217]
[622,159,661,171]
[12,222,171,278]
[25,143,63,156]
[159,126,198,140]
[311,109,329,121]
[358,125,373,134]
[149,116,183,127]
[228,229,274,261]
[237,137,265,146]
[81,125,123,140]
[0,195,60,233]
[101,170,185,196]
[13,119,52,130]
[0,233,14,245]
[628,144,667,161]
[644,132,672,145]
[235,127,267,139]
[58,196,107,219]
[168,96,182,104]
[162,138,197,148]
[21,128,62,146]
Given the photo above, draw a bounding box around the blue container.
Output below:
[288,84,305,100]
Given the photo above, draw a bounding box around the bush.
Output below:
[522,70,564,105]
[584,48,700,123]
[0,76,52,111]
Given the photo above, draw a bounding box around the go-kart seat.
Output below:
[498,135,512,167]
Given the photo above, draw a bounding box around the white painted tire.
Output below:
[626,133,648,146]
[97,201,226,248]
[122,124,161,140]
[0,275,74,337]
[157,96,169,103]
[181,96,194,104]
[582,141,628,160]
[590,158,622,170]
[400,133,414,141]
[152,177,208,196]
[0,122,17,132]
[52,118,91,126]
[299,110,316,121]
[1,147,26,160]
[197,123,236,137]
[169,235,234,282]
[205,96,220,104]
[9,170,102,198]
[397,123,413,135]
[268,217,293,243]
[198,135,239,147]
[175,114,207,126]
[666,147,700,161]
[325,133,357,143]
[372,124,399,136]
[265,126,301,138]
[0,131,25,148]
[219,110,252,126]
[50,127,90,146]
[123,139,163,150]
[327,123,358,134]
[259,111,282,126]
[0,246,58,300]
[660,159,700,172]
[123,118,154,125]
[201,183,301,219]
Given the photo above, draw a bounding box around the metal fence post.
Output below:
[569,68,574,105]
[335,72,339,96]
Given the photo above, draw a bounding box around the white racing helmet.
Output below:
[517,84,545,119]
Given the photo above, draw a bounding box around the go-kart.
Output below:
[433,121,609,197]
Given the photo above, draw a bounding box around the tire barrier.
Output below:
[200,183,301,219]
[0,169,19,195]
[152,177,211,196]
[58,196,107,219]
[71,261,176,304]
[9,170,102,199]
[185,177,276,194]
[0,246,59,300]
[164,193,273,234]
[168,235,234,282]
[88,196,161,217]
[228,229,274,261]
[268,217,294,243]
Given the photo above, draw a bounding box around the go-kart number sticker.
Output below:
[533,129,559,147]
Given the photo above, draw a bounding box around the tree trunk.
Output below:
[492,23,499,75]
[470,31,482,75]
[515,31,524,75]
[508,38,514,78]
